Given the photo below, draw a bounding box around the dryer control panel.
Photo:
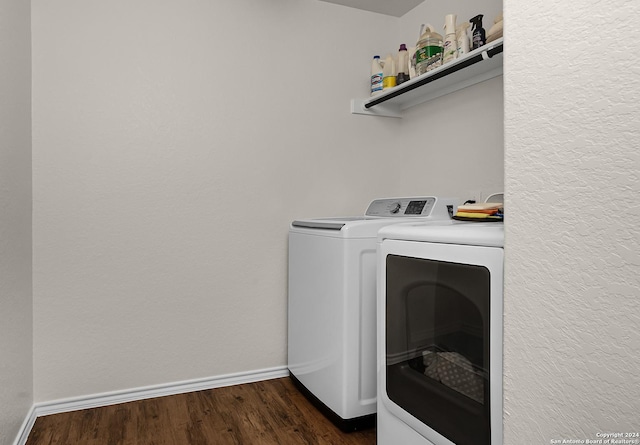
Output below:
[365,197,457,219]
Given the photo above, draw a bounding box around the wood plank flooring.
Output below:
[26,377,376,445]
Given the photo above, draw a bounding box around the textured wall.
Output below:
[504,0,640,442]
[31,0,505,402]
[0,0,33,443]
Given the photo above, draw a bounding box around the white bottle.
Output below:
[370,55,383,96]
[442,14,457,64]
[408,46,417,79]
[382,54,396,91]
[456,22,470,58]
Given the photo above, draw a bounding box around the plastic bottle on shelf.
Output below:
[370,55,383,96]
[415,24,443,76]
[396,44,410,85]
[442,14,457,64]
[456,22,470,58]
[382,54,396,91]
[408,45,417,79]
[470,14,486,49]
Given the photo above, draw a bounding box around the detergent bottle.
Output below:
[370,55,383,96]
[396,44,410,85]
[382,54,396,90]
[456,22,471,57]
[415,24,443,75]
[442,14,457,64]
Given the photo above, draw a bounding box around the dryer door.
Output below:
[379,240,503,445]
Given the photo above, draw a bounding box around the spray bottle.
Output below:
[470,14,486,50]
[396,44,410,85]
[442,14,457,64]
[456,22,470,58]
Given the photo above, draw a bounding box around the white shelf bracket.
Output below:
[350,99,402,118]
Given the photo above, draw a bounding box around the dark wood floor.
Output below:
[26,377,376,445]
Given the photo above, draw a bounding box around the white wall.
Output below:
[31,0,504,402]
[504,0,640,441]
[399,76,504,199]
[0,0,33,443]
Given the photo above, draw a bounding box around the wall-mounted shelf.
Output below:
[351,37,503,118]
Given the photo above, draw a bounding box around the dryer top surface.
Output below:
[379,220,504,247]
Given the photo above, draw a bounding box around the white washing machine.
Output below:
[288,197,458,431]
[377,221,504,445]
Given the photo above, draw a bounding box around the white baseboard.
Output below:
[12,405,36,445]
[13,366,289,445]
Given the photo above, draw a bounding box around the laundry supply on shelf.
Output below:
[415,24,443,75]
[396,44,410,85]
[456,22,471,58]
[408,45,418,79]
[370,55,384,96]
[382,54,397,90]
[442,14,458,64]
[486,13,503,43]
[470,14,486,50]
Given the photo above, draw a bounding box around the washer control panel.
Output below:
[365,197,442,217]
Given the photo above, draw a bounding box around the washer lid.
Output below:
[290,217,424,238]
[379,220,504,247]
[291,216,364,230]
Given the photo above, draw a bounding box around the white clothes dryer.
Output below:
[288,197,457,431]
[377,221,504,445]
